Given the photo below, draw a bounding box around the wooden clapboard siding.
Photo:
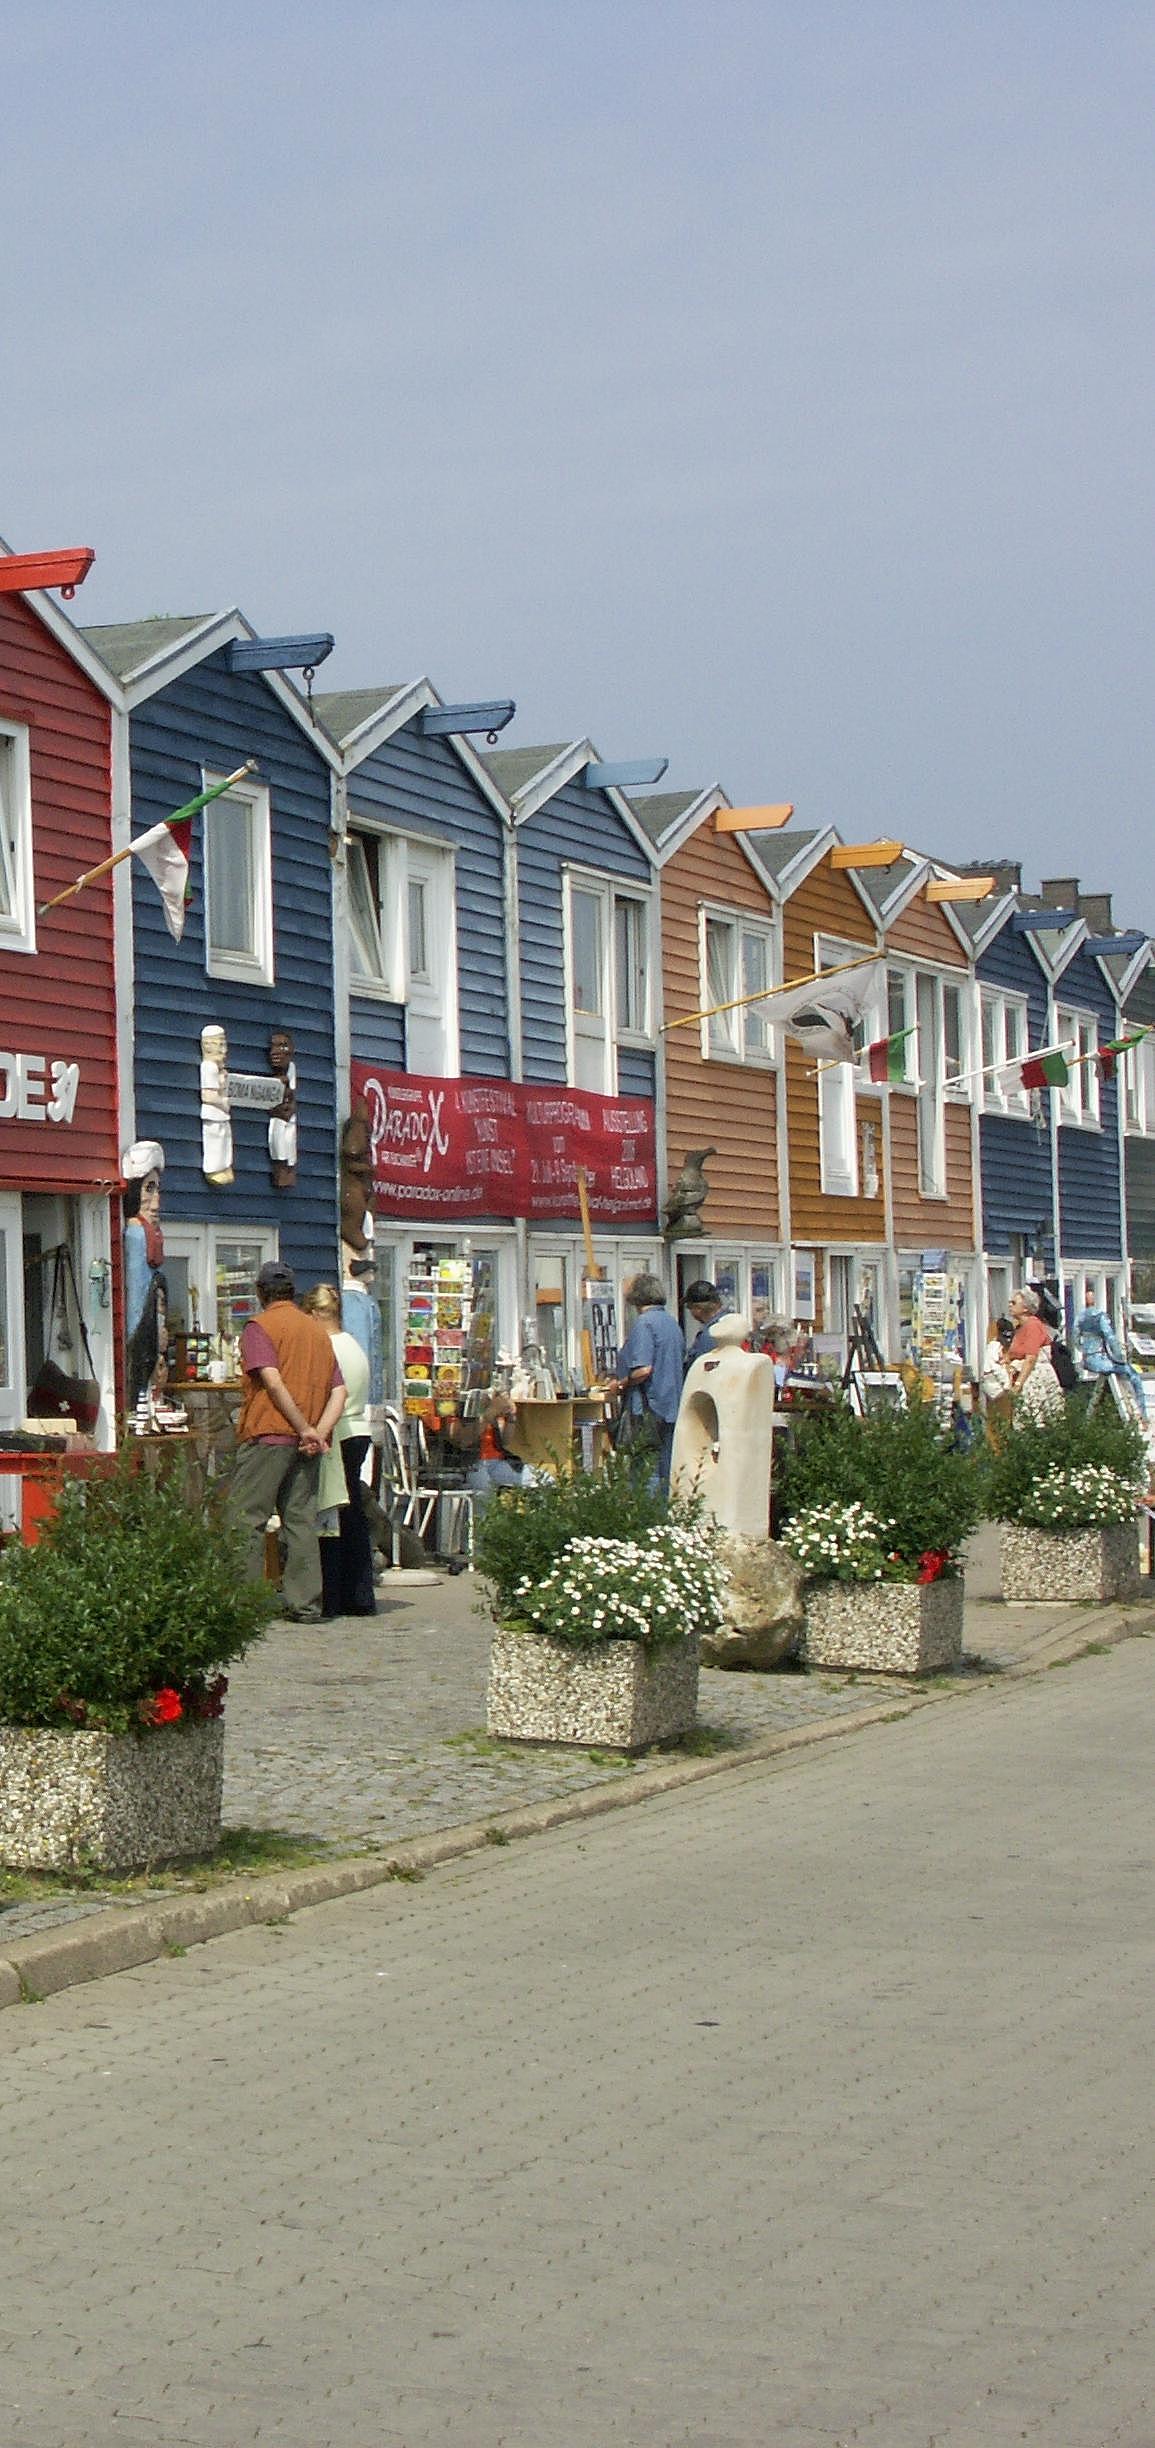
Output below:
[888,1099,976,1248]
[661,820,779,1236]
[1054,941,1122,1261]
[129,651,338,1284]
[782,856,885,1245]
[0,591,118,1191]
[1123,964,1155,1260]
[975,921,1053,1257]
[885,894,968,966]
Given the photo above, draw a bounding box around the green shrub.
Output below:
[473,1452,670,1621]
[776,1397,983,1576]
[984,1397,1146,1527]
[0,1452,275,1732]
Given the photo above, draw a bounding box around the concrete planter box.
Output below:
[486,1626,699,1751]
[802,1575,964,1676]
[0,1718,225,1872]
[1000,1522,1141,1605]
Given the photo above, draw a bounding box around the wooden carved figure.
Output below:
[268,1027,298,1188]
[340,1104,374,1260]
[200,1024,234,1185]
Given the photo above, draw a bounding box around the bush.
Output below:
[0,1452,275,1732]
[473,1451,670,1622]
[776,1398,983,1579]
[517,1519,725,1648]
[985,1398,1146,1528]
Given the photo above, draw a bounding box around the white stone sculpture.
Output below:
[672,1314,802,1669]
[199,1024,234,1185]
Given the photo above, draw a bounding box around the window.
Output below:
[700,909,775,1065]
[885,968,914,1081]
[1056,1007,1099,1127]
[819,1058,859,1196]
[1125,1034,1155,1136]
[347,826,458,1074]
[915,972,945,1197]
[204,772,273,985]
[980,992,1030,1116]
[0,720,35,955]
[943,981,966,1091]
[565,874,651,1091]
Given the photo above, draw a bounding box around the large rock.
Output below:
[700,1535,806,1670]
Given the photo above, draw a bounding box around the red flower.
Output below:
[140,1687,183,1727]
[916,1550,949,1584]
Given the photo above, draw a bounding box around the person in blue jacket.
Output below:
[1073,1289,1148,1417]
[682,1279,723,1371]
[613,1273,684,1494]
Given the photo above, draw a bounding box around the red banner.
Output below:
[351,1064,657,1225]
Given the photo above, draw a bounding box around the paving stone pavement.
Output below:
[0,1527,1142,1945]
[1,1635,1151,2447]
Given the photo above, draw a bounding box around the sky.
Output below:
[3,2,1153,918]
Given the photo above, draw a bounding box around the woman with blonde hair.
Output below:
[301,1284,376,1617]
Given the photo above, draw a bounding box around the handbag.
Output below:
[26,1245,101,1433]
[612,1382,660,1456]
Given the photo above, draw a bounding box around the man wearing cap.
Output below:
[229,1261,347,1623]
[682,1279,723,1371]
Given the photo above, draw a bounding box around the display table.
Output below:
[503,1395,612,1476]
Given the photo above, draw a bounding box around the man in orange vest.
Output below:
[230,1261,347,1622]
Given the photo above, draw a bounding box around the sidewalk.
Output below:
[1,1526,1151,1968]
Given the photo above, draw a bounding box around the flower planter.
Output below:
[802,1575,964,1676]
[0,1718,225,1872]
[486,1626,699,1751]
[1000,1523,1141,1605]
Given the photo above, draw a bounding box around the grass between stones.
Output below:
[0,1825,339,1917]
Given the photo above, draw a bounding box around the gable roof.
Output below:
[476,744,571,803]
[312,687,405,747]
[627,790,703,850]
[740,828,821,887]
[82,615,213,683]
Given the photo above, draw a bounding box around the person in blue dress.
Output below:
[613,1272,684,1494]
[1073,1289,1148,1417]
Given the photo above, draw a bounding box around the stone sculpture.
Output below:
[671,1313,802,1669]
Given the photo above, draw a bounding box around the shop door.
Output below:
[0,1196,26,1431]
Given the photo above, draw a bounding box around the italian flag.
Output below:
[1097,1029,1148,1082]
[866,1027,914,1083]
[130,764,257,942]
[1020,1047,1069,1090]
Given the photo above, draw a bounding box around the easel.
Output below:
[843,1304,884,1405]
[1087,1371,1145,1428]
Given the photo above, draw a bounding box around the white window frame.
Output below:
[980,990,1031,1118]
[564,869,653,1093]
[157,1223,278,1346]
[347,822,459,1073]
[1055,1005,1100,1128]
[1124,1032,1155,1136]
[203,769,274,987]
[698,905,776,1068]
[0,719,36,956]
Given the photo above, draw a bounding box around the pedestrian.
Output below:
[612,1272,684,1494]
[981,1316,1015,1441]
[229,1261,347,1623]
[301,1284,377,1616]
[682,1278,723,1370]
[1073,1288,1148,1418]
[1007,1286,1064,1428]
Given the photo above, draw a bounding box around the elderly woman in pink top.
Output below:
[1007,1287,1064,1425]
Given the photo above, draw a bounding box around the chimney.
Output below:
[957,859,1021,894]
[1041,877,1079,909]
[1079,891,1113,934]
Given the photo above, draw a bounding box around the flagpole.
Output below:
[661,950,880,1035]
[36,761,259,917]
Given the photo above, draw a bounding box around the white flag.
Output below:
[774,960,883,1063]
[131,815,192,941]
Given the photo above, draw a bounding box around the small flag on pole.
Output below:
[1097,1029,1149,1081]
[866,1027,914,1084]
[1021,1048,1069,1090]
[130,814,194,939]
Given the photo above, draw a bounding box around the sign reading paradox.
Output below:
[351,1065,657,1224]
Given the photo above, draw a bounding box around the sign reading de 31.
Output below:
[0,1051,81,1125]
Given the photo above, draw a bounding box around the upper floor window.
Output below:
[348,824,458,1074]
[700,909,775,1065]
[980,991,1030,1117]
[1124,1033,1155,1136]
[565,872,651,1092]
[204,771,274,986]
[1056,1006,1099,1127]
[0,720,36,956]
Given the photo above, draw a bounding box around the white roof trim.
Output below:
[1113,939,1155,1007]
[506,741,591,825]
[336,677,437,765]
[651,784,728,868]
[754,824,841,903]
[1024,913,1087,985]
[0,535,124,706]
[967,890,1020,961]
[114,606,342,771]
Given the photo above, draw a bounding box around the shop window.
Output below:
[0,720,35,956]
[1056,1007,1099,1127]
[700,909,775,1064]
[204,771,274,986]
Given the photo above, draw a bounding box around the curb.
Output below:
[2,1603,1150,2013]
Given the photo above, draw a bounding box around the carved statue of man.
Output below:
[268,1027,298,1189]
[200,1024,234,1185]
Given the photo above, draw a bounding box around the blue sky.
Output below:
[3,2,1153,915]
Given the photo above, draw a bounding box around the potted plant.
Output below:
[477,1454,724,1749]
[985,1399,1146,1603]
[0,1453,274,1872]
[777,1399,983,1674]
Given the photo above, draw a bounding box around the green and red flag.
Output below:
[866,1026,914,1083]
[1097,1028,1149,1082]
[1020,1047,1069,1091]
[38,760,259,931]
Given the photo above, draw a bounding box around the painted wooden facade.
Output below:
[0,577,121,1439]
[83,616,342,1296]
[967,897,1055,1277]
[876,885,977,1261]
[1121,952,1155,1276]
[774,837,885,1318]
